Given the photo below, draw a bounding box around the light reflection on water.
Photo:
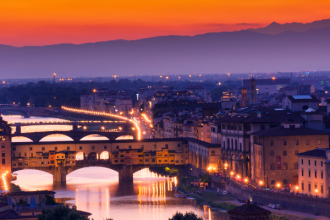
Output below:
[5,115,228,220]
[13,168,228,220]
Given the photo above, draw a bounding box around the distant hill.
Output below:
[0,27,330,78]
[248,19,330,35]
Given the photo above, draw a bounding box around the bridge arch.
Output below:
[80,134,109,141]
[12,136,33,143]
[12,168,54,176]
[39,134,74,142]
[115,135,134,140]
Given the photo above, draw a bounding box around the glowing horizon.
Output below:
[1,0,330,46]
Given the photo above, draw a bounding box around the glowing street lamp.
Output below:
[295,186,299,191]
[244,178,248,183]
[315,189,318,193]
[276,183,281,188]
[259,180,264,186]
[230,171,234,176]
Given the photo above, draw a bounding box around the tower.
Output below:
[241,88,248,107]
[249,78,256,104]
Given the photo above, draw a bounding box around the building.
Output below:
[219,112,306,179]
[251,121,329,188]
[80,89,132,115]
[243,78,291,95]
[297,148,330,198]
[7,190,56,207]
[0,117,11,190]
[185,84,212,102]
[249,79,256,103]
[282,95,319,111]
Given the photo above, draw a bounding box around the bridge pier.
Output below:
[118,165,134,181]
[15,125,21,134]
[53,166,67,183]
[24,111,30,118]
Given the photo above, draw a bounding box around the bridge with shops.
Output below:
[10,138,208,184]
[12,130,137,142]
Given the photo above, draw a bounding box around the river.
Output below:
[3,115,229,220]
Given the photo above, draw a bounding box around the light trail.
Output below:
[141,113,151,123]
[61,106,141,140]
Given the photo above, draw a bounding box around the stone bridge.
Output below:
[12,130,137,142]
[12,160,184,183]
[0,107,58,118]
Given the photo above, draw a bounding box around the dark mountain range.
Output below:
[0,27,330,78]
[249,18,330,35]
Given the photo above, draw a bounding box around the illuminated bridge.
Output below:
[10,120,130,134]
[10,138,213,184]
[11,130,137,142]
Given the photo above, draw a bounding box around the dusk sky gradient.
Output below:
[1,0,330,46]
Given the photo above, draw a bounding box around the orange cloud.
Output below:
[0,0,330,46]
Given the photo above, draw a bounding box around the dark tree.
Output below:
[169,212,203,220]
[37,205,89,220]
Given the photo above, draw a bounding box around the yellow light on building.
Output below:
[259,180,264,186]
[93,89,96,93]
[295,186,299,191]
[236,175,240,179]
[315,189,318,193]
[244,178,248,183]
[276,183,281,188]
[230,172,234,176]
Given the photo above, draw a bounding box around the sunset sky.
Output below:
[1,0,330,46]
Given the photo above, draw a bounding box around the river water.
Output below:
[3,115,229,220]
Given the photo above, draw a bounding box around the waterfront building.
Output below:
[251,120,329,188]
[0,117,11,185]
[7,190,56,207]
[297,148,330,198]
[80,89,132,115]
[219,112,306,179]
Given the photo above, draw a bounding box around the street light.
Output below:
[295,186,299,191]
[244,178,248,183]
[259,180,264,186]
[276,183,281,188]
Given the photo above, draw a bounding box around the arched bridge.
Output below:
[12,130,137,142]
[12,160,184,183]
[0,107,58,118]
[11,120,130,134]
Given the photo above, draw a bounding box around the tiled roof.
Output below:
[220,113,306,124]
[228,202,271,215]
[287,95,319,103]
[251,126,329,137]
[297,148,329,158]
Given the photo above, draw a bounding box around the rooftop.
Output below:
[227,201,271,216]
[287,95,319,103]
[297,148,329,158]
[251,126,329,137]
